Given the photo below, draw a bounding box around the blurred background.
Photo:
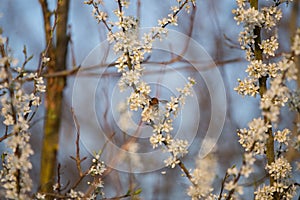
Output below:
[0,0,299,199]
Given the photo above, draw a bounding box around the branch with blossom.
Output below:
[0,35,46,199]
[85,0,198,186]
[219,0,299,199]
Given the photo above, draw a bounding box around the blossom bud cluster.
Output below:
[87,153,106,198]
[89,153,106,176]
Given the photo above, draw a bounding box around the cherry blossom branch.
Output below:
[88,0,198,190]
[249,0,275,187]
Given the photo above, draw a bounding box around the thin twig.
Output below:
[70,108,89,189]
[218,171,229,200]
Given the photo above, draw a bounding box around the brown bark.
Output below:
[39,0,70,193]
[249,0,275,188]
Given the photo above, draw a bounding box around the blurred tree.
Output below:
[39,0,70,194]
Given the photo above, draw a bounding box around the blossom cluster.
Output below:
[260,56,297,123]
[186,140,217,199]
[233,3,282,55]
[85,152,106,199]
[237,117,270,154]
[292,28,300,55]
[89,153,106,176]
[0,35,45,199]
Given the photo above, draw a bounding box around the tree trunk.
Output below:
[39,0,70,193]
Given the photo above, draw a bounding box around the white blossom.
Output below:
[0,39,45,199]
[292,28,300,55]
[235,78,259,97]
[255,185,274,200]
[89,153,106,178]
[237,118,269,154]
[164,156,179,168]
[187,154,216,199]
[167,139,188,158]
[274,128,290,145]
[246,60,267,78]
[259,36,278,57]
[266,157,292,180]
[149,133,165,148]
